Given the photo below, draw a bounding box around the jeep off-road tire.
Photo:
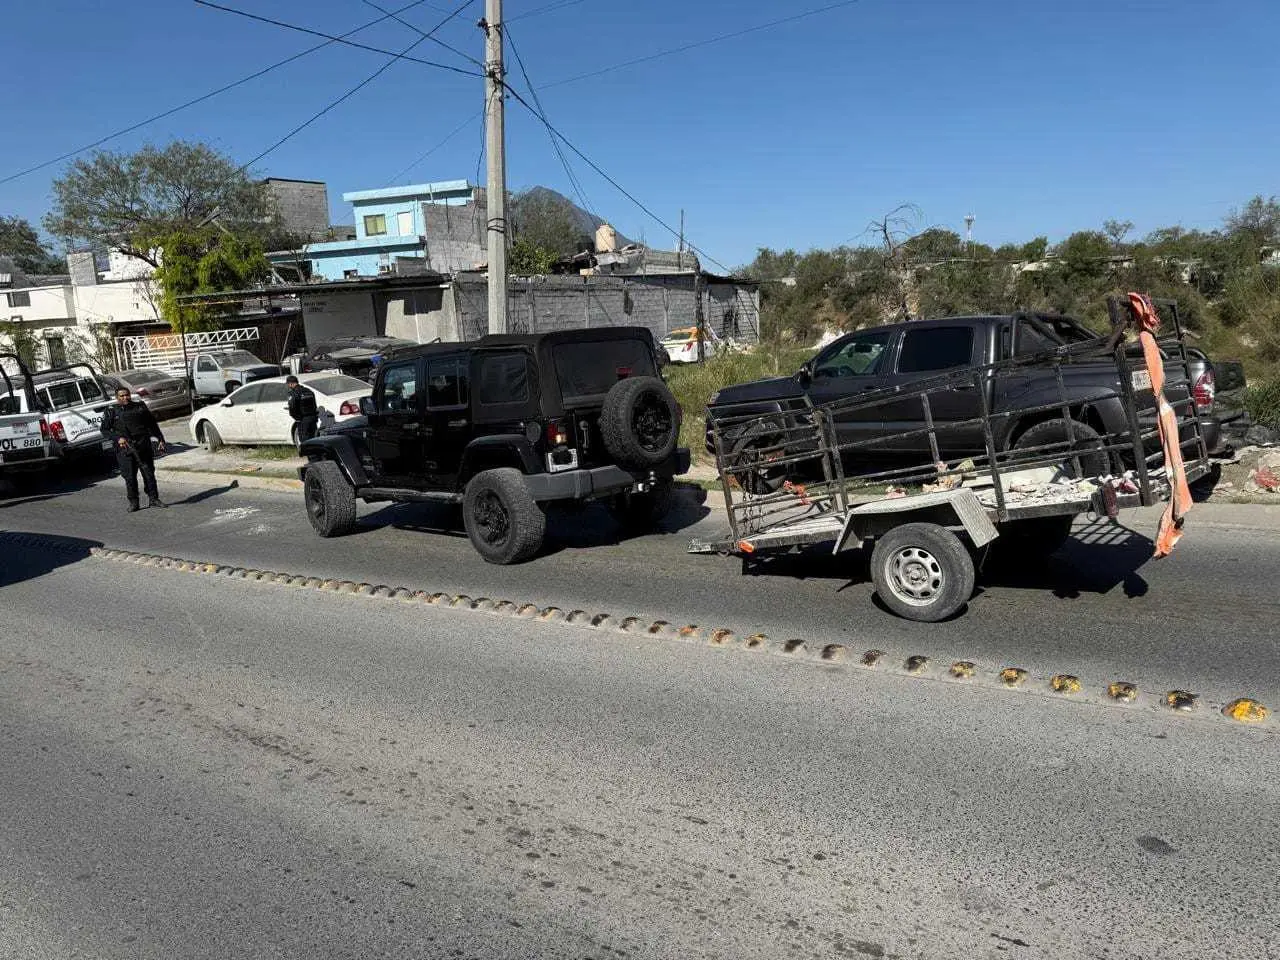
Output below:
[304,460,358,537]
[870,522,975,623]
[1012,418,1110,480]
[608,478,674,532]
[600,376,679,470]
[200,421,223,452]
[463,468,546,565]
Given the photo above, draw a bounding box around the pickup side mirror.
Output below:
[359,395,376,416]
[797,363,813,387]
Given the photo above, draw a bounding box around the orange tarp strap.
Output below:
[1128,292,1192,557]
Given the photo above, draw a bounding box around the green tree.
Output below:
[508,238,559,275]
[509,189,582,260]
[1102,219,1134,248]
[904,228,963,264]
[0,216,61,274]
[153,229,270,332]
[1019,237,1049,261]
[744,247,800,280]
[44,141,271,267]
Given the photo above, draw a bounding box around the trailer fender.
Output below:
[833,489,999,554]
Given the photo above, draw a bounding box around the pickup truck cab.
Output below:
[190,349,280,400]
[708,313,1218,491]
[298,327,689,564]
[31,365,115,462]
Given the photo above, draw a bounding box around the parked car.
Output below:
[31,365,115,463]
[189,373,371,451]
[189,349,281,400]
[660,326,740,364]
[706,312,1221,493]
[102,368,192,420]
[300,336,418,381]
[298,326,690,564]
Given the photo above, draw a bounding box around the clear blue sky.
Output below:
[3,0,1277,269]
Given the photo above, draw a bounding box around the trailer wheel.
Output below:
[871,523,975,622]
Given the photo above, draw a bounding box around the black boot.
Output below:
[127,501,140,513]
[148,496,167,508]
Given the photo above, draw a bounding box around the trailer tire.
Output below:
[1012,418,1110,479]
[871,523,975,622]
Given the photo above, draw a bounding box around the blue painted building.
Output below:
[270,180,484,281]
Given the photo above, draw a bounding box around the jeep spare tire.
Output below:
[600,376,679,469]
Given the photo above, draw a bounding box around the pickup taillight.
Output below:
[49,421,67,442]
[339,400,359,416]
[39,419,49,440]
[1192,369,1215,413]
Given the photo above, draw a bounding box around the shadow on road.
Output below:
[169,481,241,506]
[0,531,103,587]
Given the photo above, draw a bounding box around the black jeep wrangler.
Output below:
[298,327,690,563]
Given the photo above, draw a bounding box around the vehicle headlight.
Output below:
[708,390,721,405]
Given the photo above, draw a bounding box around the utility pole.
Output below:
[482,0,508,334]
[677,209,684,271]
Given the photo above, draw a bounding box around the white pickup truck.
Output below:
[0,354,55,484]
[30,365,116,463]
[189,349,282,400]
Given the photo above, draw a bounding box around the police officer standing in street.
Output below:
[286,375,319,447]
[100,386,167,512]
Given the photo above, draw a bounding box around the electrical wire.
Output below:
[0,0,439,186]
[542,0,865,88]
[192,1,481,77]
[507,0,589,24]
[503,23,596,222]
[502,81,732,273]
[388,110,481,183]
[359,0,484,69]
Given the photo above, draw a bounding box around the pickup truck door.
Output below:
[805,328,898,448]
[193,355,221,397]
[366,357,428,487]
[875,323,987,455]
[424,354,471,488]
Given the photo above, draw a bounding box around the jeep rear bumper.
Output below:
[522,449,690,502]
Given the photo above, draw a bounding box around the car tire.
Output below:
[870,522,975,623]
[463,468,546,565]
[304,460,358,537]
[1012,418,1110,479]
[600,376,679,470]
[200,421,223,452]
[608,478,674,532]
[728,420,788,495]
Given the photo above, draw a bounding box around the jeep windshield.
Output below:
[553,339,657,402]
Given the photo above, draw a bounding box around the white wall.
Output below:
[4,284,75,324]
[72,280,160,327]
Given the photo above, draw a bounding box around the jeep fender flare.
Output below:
[301,435,369,487]
[459,435,541,483]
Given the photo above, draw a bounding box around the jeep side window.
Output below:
[426,357,469,409]
[813,330,892,379]
[380,361,421,413]
[477,354,530,405]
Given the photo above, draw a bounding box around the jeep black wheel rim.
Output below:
[474,491,510,545]
[631,392,672,453]
[306,477,325,523]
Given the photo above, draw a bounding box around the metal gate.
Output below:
[114,327,260,373]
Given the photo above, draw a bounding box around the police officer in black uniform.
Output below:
[100,386,167,512]
[286,375,319,447]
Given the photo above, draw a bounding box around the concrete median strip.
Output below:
[5,530,1269,730]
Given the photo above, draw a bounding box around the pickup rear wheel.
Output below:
[1012,419,1110,479]
[729,421,788,495]
[304,460,357,537]
[463,468,545,564]
[871,522,975,622]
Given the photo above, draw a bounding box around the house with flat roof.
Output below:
[269,180,485,281]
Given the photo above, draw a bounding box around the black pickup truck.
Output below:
[707,312,1222,492]
[298,327,689,564]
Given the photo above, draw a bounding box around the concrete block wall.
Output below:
[266,180,331,241]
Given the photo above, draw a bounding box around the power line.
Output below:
[234,0,476,177]
[507,0,589,24]
[360,0,484,69]
[192,1,481,77]
[502,82,732,273]
[542,0,865,88]
[503,23,596,222]
[388,110,481,183]
[0,0,440,186]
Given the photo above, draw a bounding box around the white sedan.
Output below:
[189,373,370,451]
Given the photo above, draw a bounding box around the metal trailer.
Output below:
[689,296,1210,622]
[0,353,56,485]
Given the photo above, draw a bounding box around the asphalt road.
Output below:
[1,545,1276,959]
[2,468,1280,708]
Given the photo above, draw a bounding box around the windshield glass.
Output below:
[40,381,84,410]
[124,369,170,385]
[306,375,370,395]
[217,351,264,367]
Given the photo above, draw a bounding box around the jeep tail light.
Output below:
[545,419,569,446]
[339,400,359,416]
[616,366,633,379]
[50,420,67,442]
[1192,369,1215,413]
